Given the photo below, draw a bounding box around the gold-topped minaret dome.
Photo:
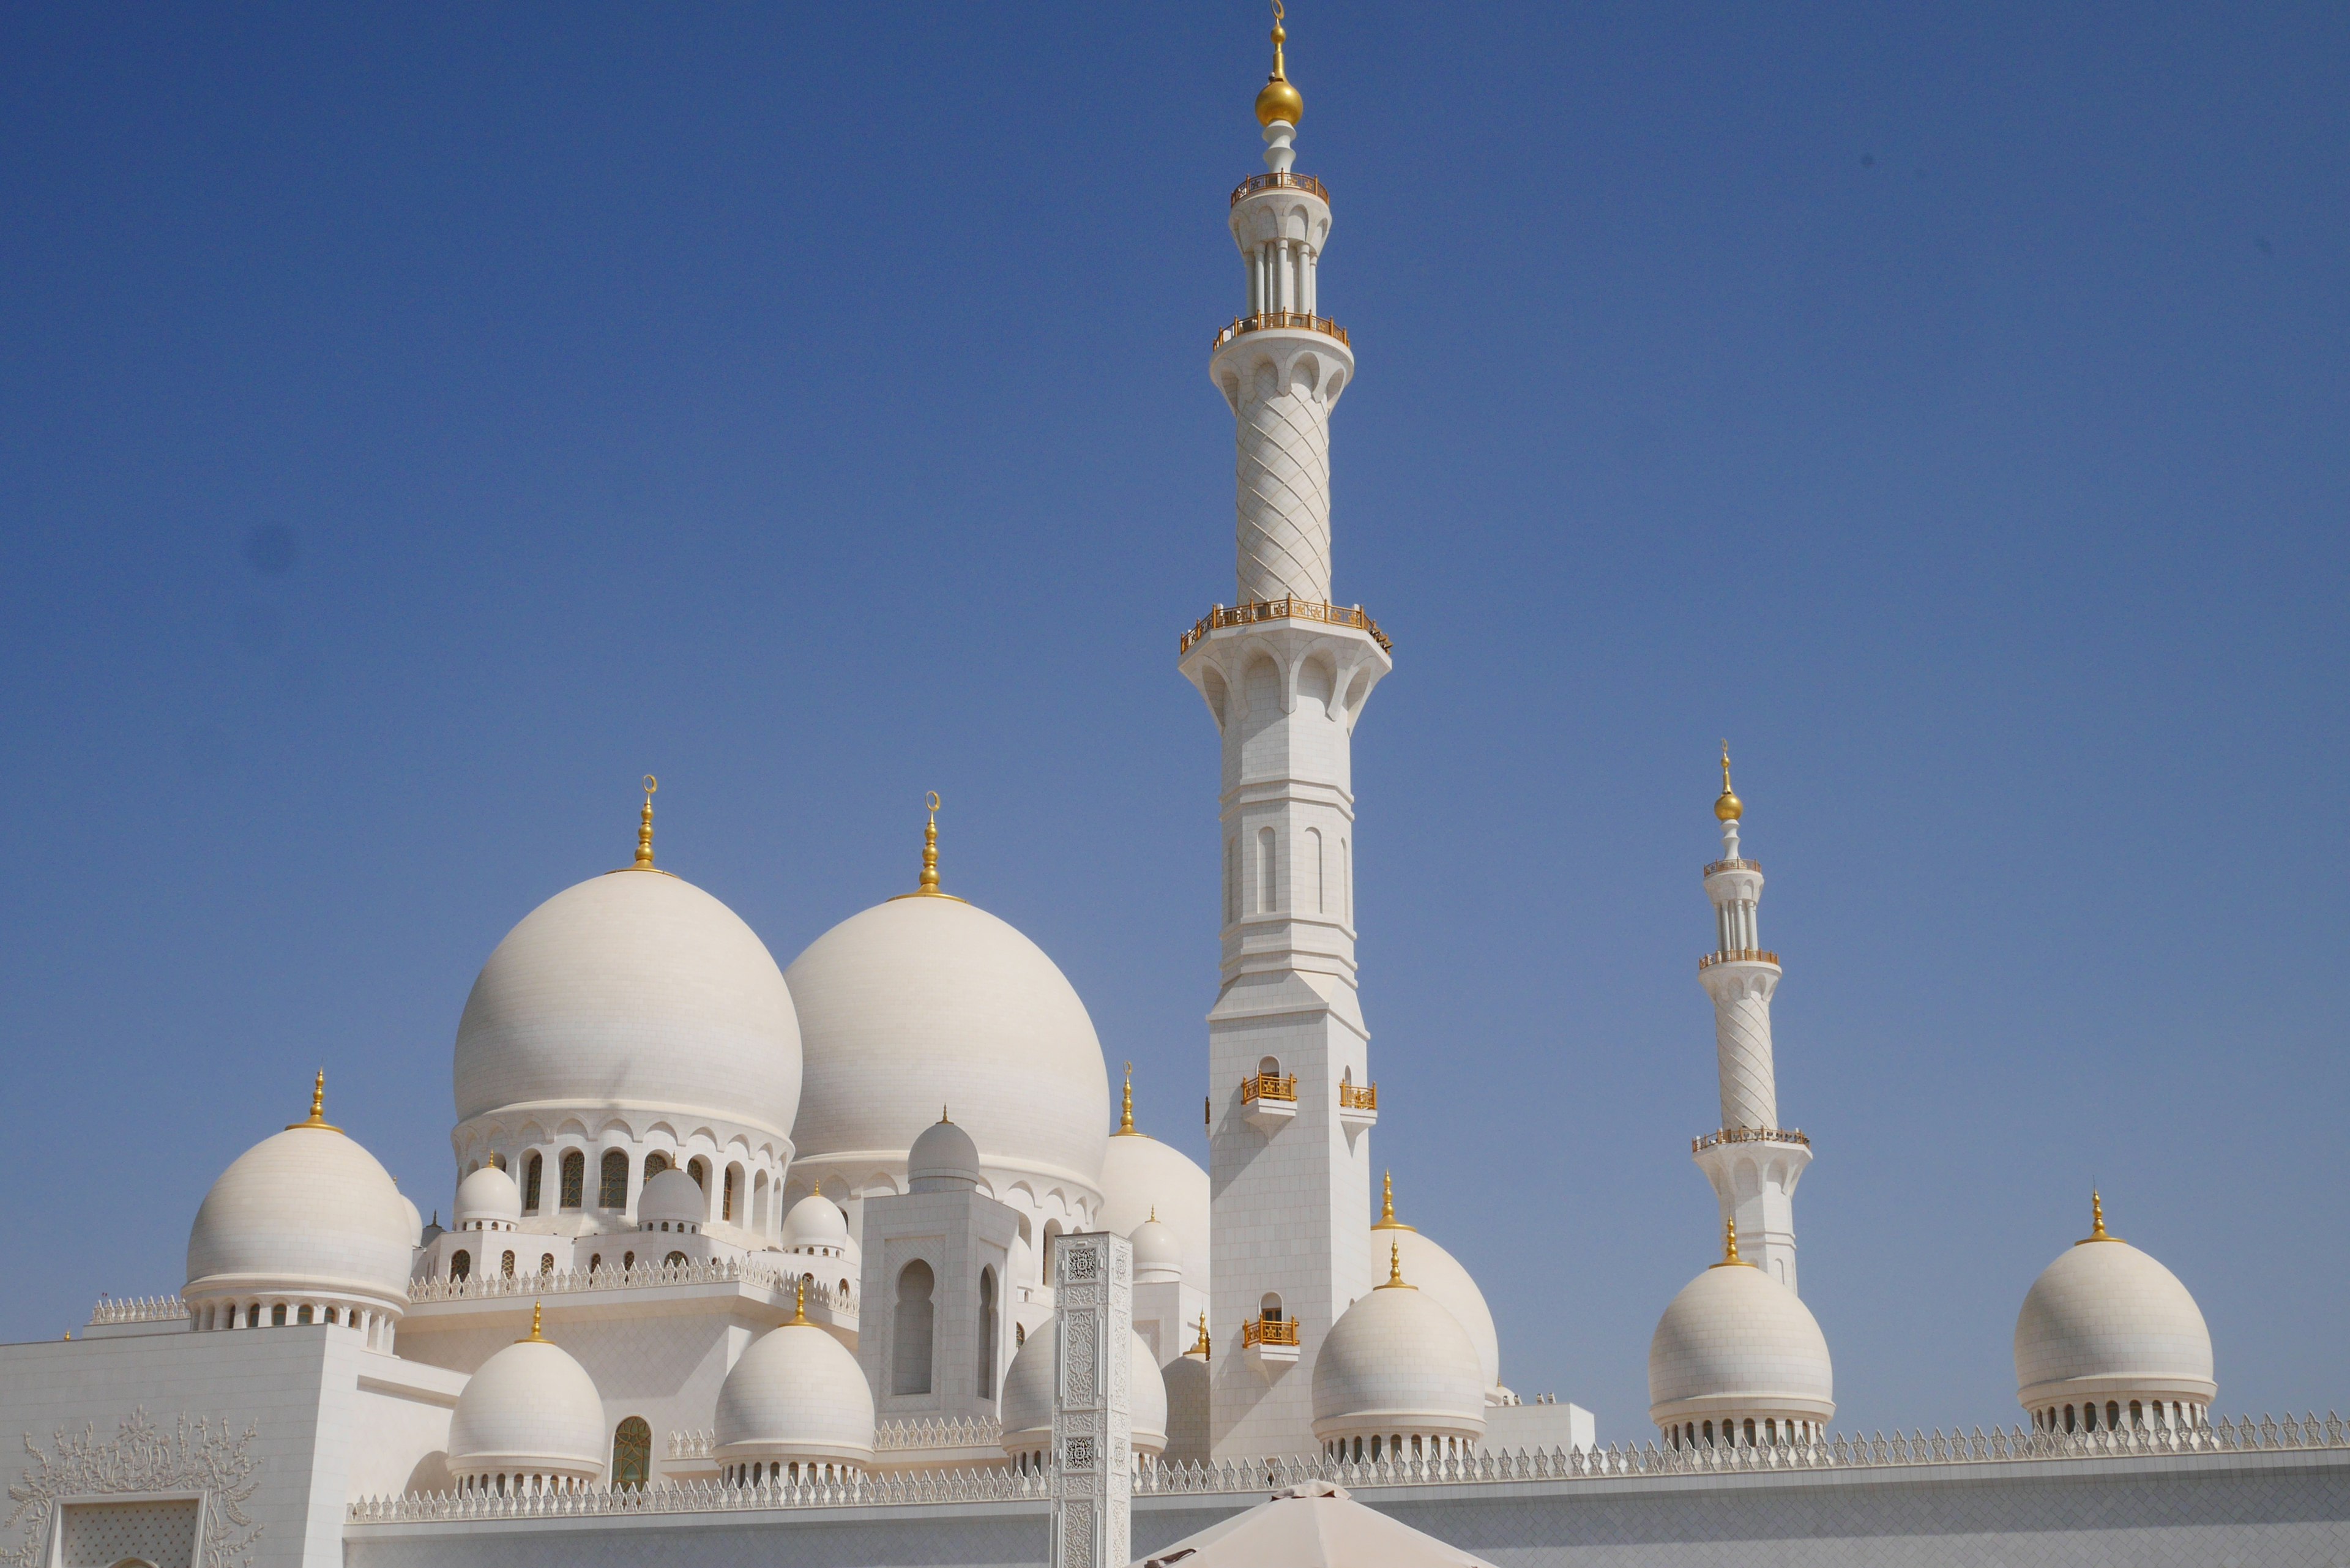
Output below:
[1715,742,1744,822]
[1254,1,1304,127]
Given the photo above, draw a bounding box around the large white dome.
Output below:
[1381,1224,1501,1401]
[1098,1127,1210,1295]
[714,1320,876,1468]
[453,868,802,1138]
[447,1326,606,1484]
[1312,1271,1488,1449]
[785,894,1108,1195]
[1647,1258,1834,1433]
[185,1107,416,1319]
[999,1318,1167,1459]
[2015,1219,2214,1416]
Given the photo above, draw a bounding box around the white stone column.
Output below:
[1050,1232,1132,1568]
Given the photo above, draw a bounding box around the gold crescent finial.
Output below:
[634,775,658,869]
[1255,0,1304,127]
[1116,1062,1137,1135]
[287,1069,341,1132]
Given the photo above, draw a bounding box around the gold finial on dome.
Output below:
[1190,1311,1212,1357]
[1715,742,1744,823]
[1711,1217,1751,1267]
[2078,1189,2120,1245]
[1371,1170,1416,1231]
[791,1276,809,1324]
[1376,1238,1414,1290]
[1255,0,1304,128]
[523,1301,545,1342]
[892,791,968,902]
[286,1070,341,1132]
[1116,1062,1138,1135]
[939,1104,951,1124]
[635,775,658,868]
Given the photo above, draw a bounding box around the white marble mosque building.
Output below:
[5,16,2343,1568]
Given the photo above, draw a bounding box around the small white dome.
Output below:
[397,1191,424,1249]
[1384,1226,1501,1400]
[907,1116,982,1192]
[1132,1216,1185,1283]
[786,895,1109,1195]
[999,1319,1167,1458]
[448,1327,606,1482]
[637,1168,706,1228]
[453,869,802,1139]
[1313,1279,1488,1447]
[455,1165,521,1226]
[781,1193,850,1250]
[2015,1226,2215,1415]
[1098,1131,1210,1294]
[185,1114,416,1318]
[1648,1260,1835,1432]
[714,1321,876,1467]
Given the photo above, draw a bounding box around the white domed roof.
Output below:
[908,1116,982,1191]
[785,895,1108,1192]
[448,1325,606,1479]
[1098,1129,1210,1294]
[781,1193,850,1249]
[453,868,802,1138]
[2015,1222,2214,1410]
[186,1105,416,1315]
[715,1321,876,1465]
[397,1191,424,1248]
[1384,1225,1501,1398]
[638,1168,706,1227]
[1647,1260,1835,1427]
[455,1165,521,1226]
[1313,1276,1488,1442]
[999,1320,1167,1458]
[1132,1216,1185,1282]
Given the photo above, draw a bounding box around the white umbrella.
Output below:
[1135,1480,1497,1568]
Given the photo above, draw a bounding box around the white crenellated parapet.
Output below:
[86,1295,190,1326]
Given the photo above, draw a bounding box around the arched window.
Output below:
[1256,826,1277,912]
[665,1251,687,1267]
[1742,1419,1756,1445]
[1304,826,1324,913]
[2106,1401,2121,1430]
[245,1304,260,1327]
[451,1250,471,1282]
[540,1253,554,1275]
[324,1307,338,1325]
[752,1170,769,1233]
[1340,837,1351,922]
[296,1305,313,1324]
[270,1304,287,1327]
[688,1157,709,1192]
[588,1253,602,1273]
[599,1151,629,1209]
[559,1151,585,1210]
[501,1252,515,1278]
[1225,836,1239,925]
[977,1267,998,1398]
[644,1151,670,1179]
[2130,1400,2144,1427]
[610,1417,651,1490]
[892,1260,936,1395]
[523,1153,543,1214]
[622,1250,636,1272]
[723,1163,741,1222]
[1259,1291,1284,1323]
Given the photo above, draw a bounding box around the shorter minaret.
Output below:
[1691,747,1811,1293]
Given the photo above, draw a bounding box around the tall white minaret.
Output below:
[1692,746,1812,1293]
[1181,12,1390,1460]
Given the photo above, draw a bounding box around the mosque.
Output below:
[4,14,2340,1568]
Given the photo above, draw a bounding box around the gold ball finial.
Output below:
[286,1069,342,1132]
[1116,1062,1138,1136]
[2078,1190,2120,1245]
[1711,1217,1751,1267]
[791,1276,809,1324]
[523,1301,545,1342]
[1372,1170,1415,1231]
[1376,1237,1413,1289]
[892,791,967,902]
[1255,0,1304,127]
[1715,742,1744,823]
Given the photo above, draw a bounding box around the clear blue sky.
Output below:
[4,2,2344,1439]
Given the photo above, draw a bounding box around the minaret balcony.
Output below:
[1241,1313,1302,1378]
[1692,1126,1811,1153]
[1179,596,1391,655]
[1212,311,1350,353]
[1231,170,1330,206]
[1242,1071,1298,1133]
[1703,857,1762,876]
[1337,1080,1378,1136]
[1698,948,1779,971]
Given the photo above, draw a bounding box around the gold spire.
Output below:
[941,1104,951,1123]
[523,1301,545,1342]
[1116,1062,1138,1135]
[1255,0,1304,128]
[2078,1190,2120,1245]
[1189,1311,1212,1358]
[286,1070,341,1132]
[1710,1217,1751,1267]
[1715,742,1744,823]
[635,775,658,868]
[892,791,967,901]
[791,1276,809,1324]
[1376,1238,1414,1289]
[1371,1170,1416,1231]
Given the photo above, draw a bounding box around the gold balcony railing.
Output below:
[1692,1126,1811,1152]
[1213,312,1351,353]
[1231,170,1330,206]
[1241,1072,1298,1105]
[1338,1081,1377,1111]
[1241,1315,1301,1348]
[1703,857,1762,877]
[1698,948,1779,970]
[1181,597,1392,655]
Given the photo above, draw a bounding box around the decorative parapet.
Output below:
[1692,1126,1811,1154]
[407,1258,856,1313]
[1231,170,1329,206]
[875,1417,1002,1453]
[1240,1073,1297,1105]
[1703,857,1761,877]
[348,1414,2350,1525]
[1181,598,1389,655]
[1212,312,1350,353]
[1698,949,1779,971]
[666,1430,712,1461]
[86,1295,190,1327]
[1337,1081,1377,1111]
[1240,1316,1300,1348]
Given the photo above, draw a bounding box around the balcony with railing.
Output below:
[1241,1315,1301,1348]
[1242,1072,1297,1104]
[1231,170,1330,206]
[1181,597,1390,655]
[1212,312,1351,353]
[1338,1081,1376,1111]
[1692,1126,1811,1154]
[1698,948,1779,971]
[1704,857,1762,877]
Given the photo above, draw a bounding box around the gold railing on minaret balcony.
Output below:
[1692,1126,1810,1153]
[1703,857,1762,876]
[1212,311,1351,353]
[1241,1072,1297,1104]
[1230,170,1330,206]
[1180,598,1391,655]
[1337,1081,1377,1111]
[1240,1315,1301,1348]
[1698,948,1779,971]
